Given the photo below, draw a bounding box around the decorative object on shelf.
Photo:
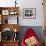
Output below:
[13,32,18,41]
[13,28,18,41]
[2,10,9,15]
[5,18,8,24]
[2,16,8,24]
[23,8,36,19]
[15,0,17,7]
[9,10,18,15]
[1,28,19,41]
[1,28,13,41]
[14,28,17,32]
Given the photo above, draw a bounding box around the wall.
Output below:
[0,0,44,26]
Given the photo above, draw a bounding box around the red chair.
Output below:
[21,28,41,46]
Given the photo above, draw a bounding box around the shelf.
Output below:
[0,7,19,24]
[0,7,19,46]
[0,7,19,15]
[2,41,19,46]
[0,7,19,10]
[2,40,19,43]
[0,24,20,32]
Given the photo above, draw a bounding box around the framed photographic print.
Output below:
[23,8,36,19]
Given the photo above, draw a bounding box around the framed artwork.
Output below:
[23,8,36,19]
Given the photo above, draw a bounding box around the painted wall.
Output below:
[0,0,44,26]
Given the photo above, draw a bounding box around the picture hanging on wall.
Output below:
[23,8,36,19]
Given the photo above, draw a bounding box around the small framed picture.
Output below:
[23,8,36,19]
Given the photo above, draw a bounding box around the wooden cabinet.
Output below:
[0,7,19,46]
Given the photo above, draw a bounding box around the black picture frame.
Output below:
[23,8,36,19]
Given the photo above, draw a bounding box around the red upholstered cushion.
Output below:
[21,28,41,46]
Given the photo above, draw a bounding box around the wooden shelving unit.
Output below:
[0,7,20,46]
